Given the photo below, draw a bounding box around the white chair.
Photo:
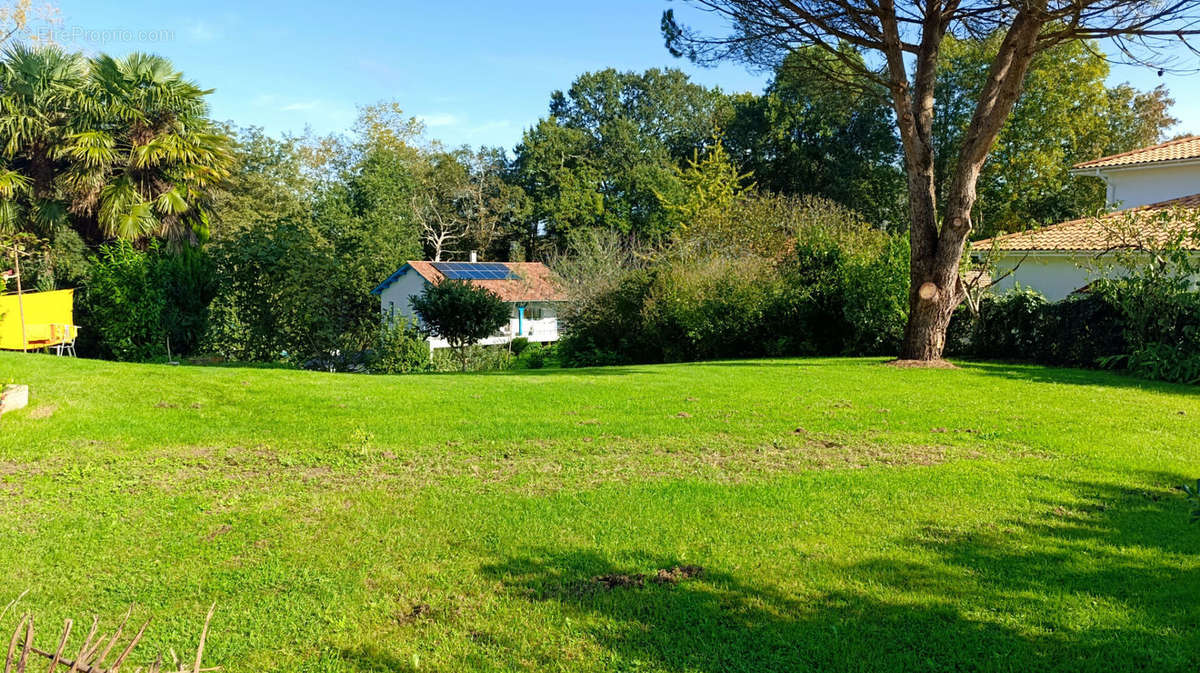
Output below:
[52,324,78,357]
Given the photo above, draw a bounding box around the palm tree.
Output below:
[0,43,87,234]
[67,52,232,243]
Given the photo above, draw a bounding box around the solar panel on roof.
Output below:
[432,262,514,280]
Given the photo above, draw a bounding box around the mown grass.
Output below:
[1,352,1198,672]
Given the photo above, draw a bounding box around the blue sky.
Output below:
[49,1,1200,149]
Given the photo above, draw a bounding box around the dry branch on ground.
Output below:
[2,600,217,673]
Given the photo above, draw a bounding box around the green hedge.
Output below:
[948,283,1200,385]
[83,241,216,361]
[558,231,909,367]
[946,290,1127,368]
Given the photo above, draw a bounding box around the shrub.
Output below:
[839,233,910,354]
[551,229,653,367]
[430,345,514,372]
[558,270,659,367]
[556,222,909,367]
[509,336,531,356]
[158,245,217,356]
[202,217,394,365]
[1086,206,1200,383]
[641,256,782,361]
[85,242,166,361]
[782,235,850,354]
[1115,342,1200,384]
[946,289,1127,368]
[969,288,1049,359]
[1183,479,1200,524]
[554,193,910,367]
[1037,293,1127,366]
[84,241,215,361]
[672,192,870,260]
[523,343,547,369]
[1089,270,1200,385]
[369,319,430,374]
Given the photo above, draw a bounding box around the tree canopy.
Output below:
[0,47,232,245]
[934,34,1177,236]
[512,68,732,245]
[725,48,906,228]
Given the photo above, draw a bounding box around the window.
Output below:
[513,304,543,320]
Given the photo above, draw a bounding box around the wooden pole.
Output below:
[11,246,27,352]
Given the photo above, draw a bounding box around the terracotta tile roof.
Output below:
[374,261,566,302]
[974,193,1200,252]
[1073,136,1200,170]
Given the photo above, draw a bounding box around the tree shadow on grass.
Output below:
[334,645,419,673]
[480,474,1200,672]
[954,359,1200,395]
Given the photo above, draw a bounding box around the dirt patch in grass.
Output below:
[652,565,704,584]
[206,523,233,541]
[886,359,958,369]
[592,565,705,591]
[0,459,45,477]
[132,433,989,498]
[592,573,645,590]
[394,603,432,625]
[639,436,962,476]
[822,442,956,468]
[28,404,57,419]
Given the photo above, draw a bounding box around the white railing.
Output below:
[427,318,559,349]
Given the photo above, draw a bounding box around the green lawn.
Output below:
[1,353,1198,672]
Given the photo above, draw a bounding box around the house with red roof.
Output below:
[976,137,1200,300]
[1072,135,1200,209]
[371,257,566,348]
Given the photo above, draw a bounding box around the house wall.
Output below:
[1097,162,1200,208]
[991,251,1200,301]
[378,269,561,349]
[989,253,1098,301]
[378,268,428,325]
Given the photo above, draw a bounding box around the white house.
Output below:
[371,260,566,349]
[1072,136,1200,209]
[978,136,1200,300]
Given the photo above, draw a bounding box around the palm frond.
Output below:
[0,198,22,233]
[154,186,190,215]
[32,198,69,231]
[98,175,157,240]
[0,168,30,199]
[59,130,117,168]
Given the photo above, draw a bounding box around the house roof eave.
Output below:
[1071,135,1200,171]
[370,263,414,295]
[1068,156,1200,177]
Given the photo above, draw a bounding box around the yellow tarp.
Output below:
[0,288,75,350]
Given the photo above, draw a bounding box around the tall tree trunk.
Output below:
[899,218,965,360]
[895,4,1047,360]
[881,0,955,360]
[30,146,54,202]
